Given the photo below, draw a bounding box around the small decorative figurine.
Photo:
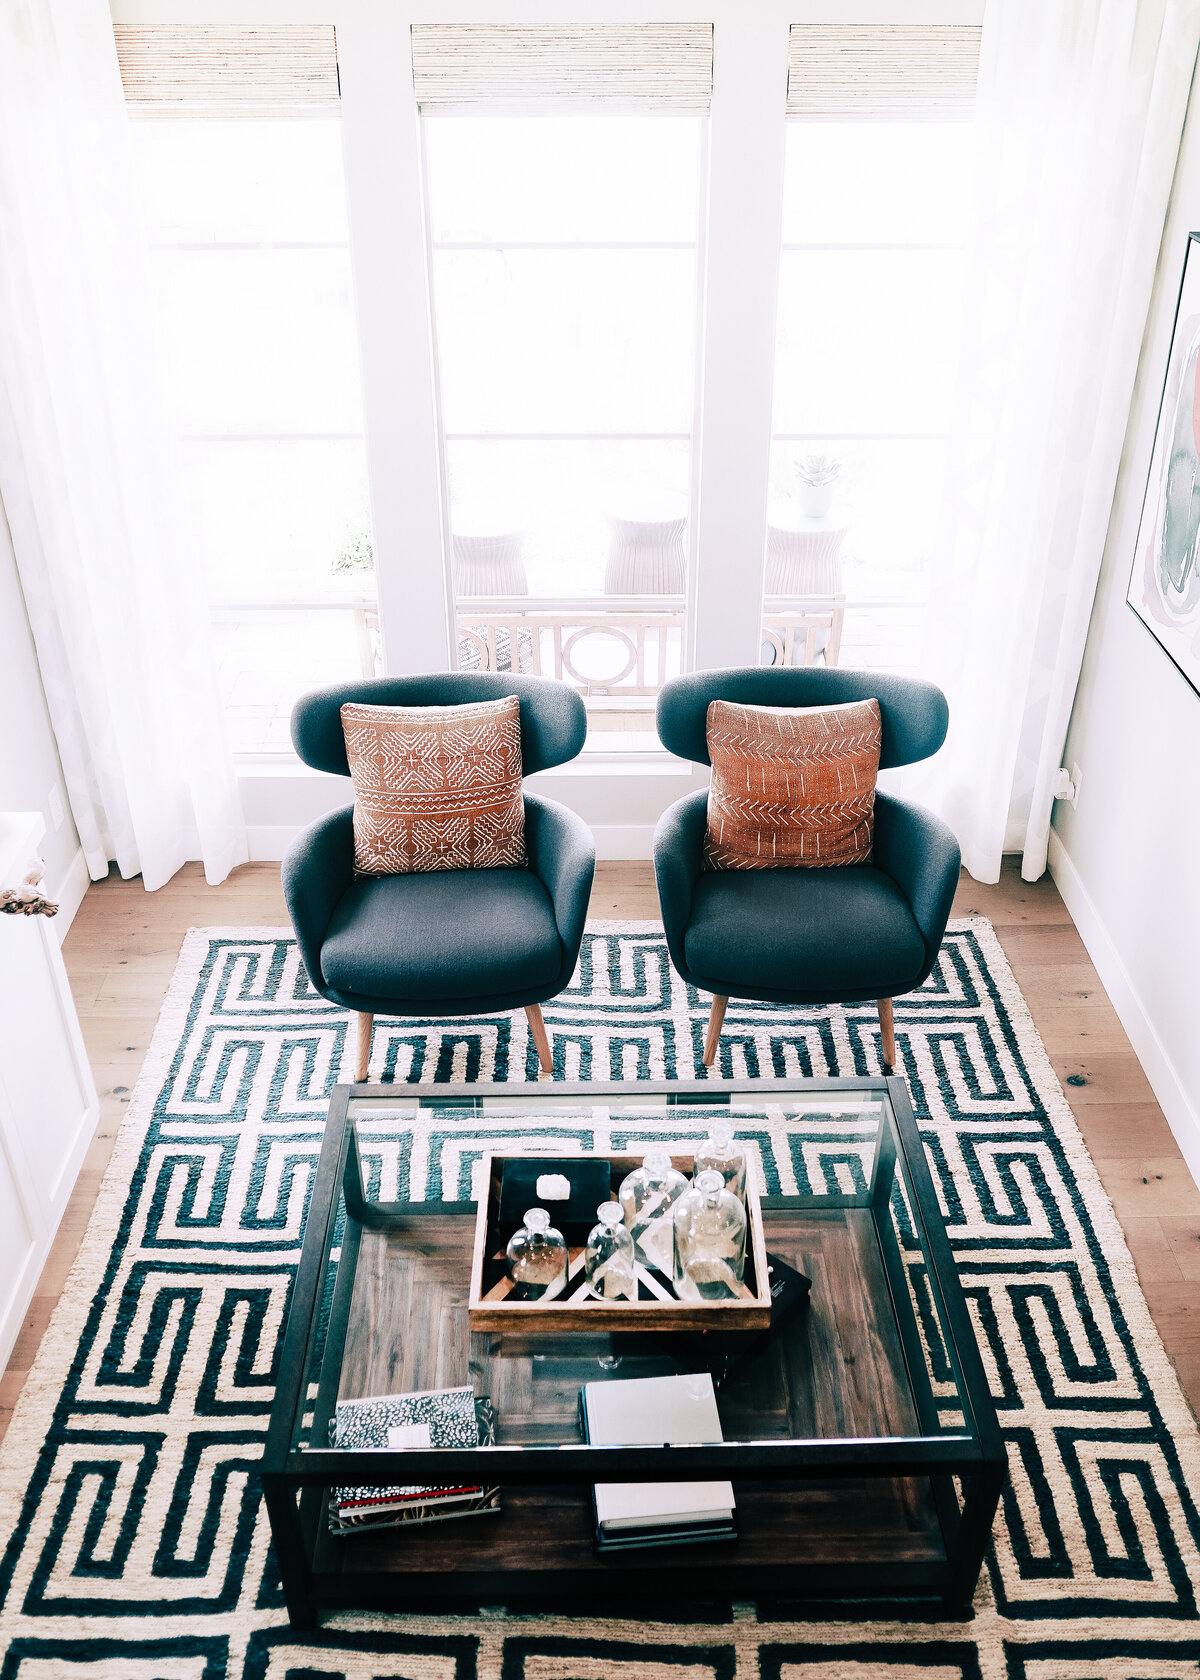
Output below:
[0,858,58,917]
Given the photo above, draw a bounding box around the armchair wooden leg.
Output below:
[354,1013,373,1083]
[877,998,896,1074]
[526,1004,553,1075]
[703,995,728,1068]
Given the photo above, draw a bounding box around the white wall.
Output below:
[0,504,88,931]
[1051,82,1200,1188]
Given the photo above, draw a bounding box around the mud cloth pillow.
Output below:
[341,695,526,875]
[703,697,881,870]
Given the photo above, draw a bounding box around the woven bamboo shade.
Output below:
[113,26,340,117]
[787,25,981,120]
[410,23,713,114]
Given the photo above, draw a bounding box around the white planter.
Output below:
[797,482,835,518]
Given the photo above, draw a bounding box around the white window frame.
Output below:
[419,109,708,741]
[110,0,983,858]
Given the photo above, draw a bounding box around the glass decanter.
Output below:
[694,1118,747,1203]
[618,1150,688,1271]
[672,1170,747,1301]
[585,1202,636,1300]
[505,1207,568,1297]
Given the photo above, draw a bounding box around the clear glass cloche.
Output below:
[618,1150,688,1271]
[505,1207,568,1297]
[585,1201,636,1300]
[672,1170,747,1301]
[694,1118,747,1202]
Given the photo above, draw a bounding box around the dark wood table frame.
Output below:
[261,1078,1006,1628]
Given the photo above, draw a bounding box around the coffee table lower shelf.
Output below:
[304,1478,950,1616]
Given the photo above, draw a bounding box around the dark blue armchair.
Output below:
[283,673,595,1081]
[654,668,960,1073]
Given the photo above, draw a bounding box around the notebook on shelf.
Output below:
[579,1372,737,1552]
[328,1385,500,1536]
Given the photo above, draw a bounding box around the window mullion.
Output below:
[690,12,790,673]
[337,14,452,677]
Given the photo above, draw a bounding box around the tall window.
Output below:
[113,15,978,781]
[415,25,710,748]
[117,28,376,755]
[762,27,979,674]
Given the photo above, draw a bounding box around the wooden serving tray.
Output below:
[468,1151,771,1332]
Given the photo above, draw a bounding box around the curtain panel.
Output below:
[0,0,246,890]
[913,0,1200,882]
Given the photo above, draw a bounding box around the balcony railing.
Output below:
[452,593,847,698]
[208,590,925,754]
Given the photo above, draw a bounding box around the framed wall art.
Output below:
[1127,230,1200,695]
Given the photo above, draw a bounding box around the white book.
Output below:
[582,1373,736,1533]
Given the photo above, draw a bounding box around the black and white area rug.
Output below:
[2,919,1199,1678]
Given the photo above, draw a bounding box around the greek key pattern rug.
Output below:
[2,920,1199,1679]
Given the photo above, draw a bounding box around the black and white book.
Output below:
[579,1372,737,1551]
[328,1385,500,1535]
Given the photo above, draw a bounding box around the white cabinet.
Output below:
[0,813,98,1370]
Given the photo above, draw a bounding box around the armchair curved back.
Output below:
[290,673,588,778]
[656,668,948,770]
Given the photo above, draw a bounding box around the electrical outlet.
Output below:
[47,784,65,829]
[1070,762,1082,810]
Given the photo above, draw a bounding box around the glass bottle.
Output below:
[585,1202,636,1300]
[694,1118,747,1203]
[506,1207,568,1297]
[672,1170,747,1301]
[618,1150,688,1271]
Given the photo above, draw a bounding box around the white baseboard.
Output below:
[50,845,90,942]
[592,824,654,861]
[247,825,298,863]
[1048,828,1200,1190]
[248,822,657,863]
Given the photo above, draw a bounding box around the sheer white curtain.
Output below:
[0,0,246,890]
[914,0,1200,882]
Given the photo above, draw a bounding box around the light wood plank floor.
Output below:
[3,859,1197,1446]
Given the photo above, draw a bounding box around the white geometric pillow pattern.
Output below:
[341,694,526,874]
[704,696,882,870]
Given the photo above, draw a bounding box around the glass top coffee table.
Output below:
[262,1077,1006,1627]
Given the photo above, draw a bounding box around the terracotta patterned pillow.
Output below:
[341,695,526,875]
[703,697,882,870]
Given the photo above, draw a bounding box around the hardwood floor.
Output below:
[2,858,1197,1445]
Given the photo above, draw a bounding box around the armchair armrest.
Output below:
[282,804,356,996]
[872,790,961,963]
[653,787,709,977]
[523,792,596,971]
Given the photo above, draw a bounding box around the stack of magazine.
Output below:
[328,1384,500,1536]
[579,1372,737,1552]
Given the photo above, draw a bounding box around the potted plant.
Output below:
[793,453,842,519]
[331,514,374,577]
